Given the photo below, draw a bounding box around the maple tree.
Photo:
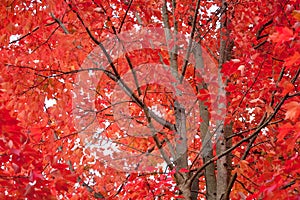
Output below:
[0,0,299,199]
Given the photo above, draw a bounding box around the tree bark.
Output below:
[216,0,234,199]
[193,46,217,200]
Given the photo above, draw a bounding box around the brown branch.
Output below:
[236,179,254,194]
[0,175,29,180]
[223,66,300,199]
[256,19,273,40]
[162,0,179,81]
[198,3,228,41]
[253,40,267,50]
[67,160,105,199]
[272,57,284,62]
[223,125,261,199]
[227,119,283,140]
[240,173,259,188]
[31,26,60,54]
[67,1,176,173]
[18,76,48,95]
[180,0,201,82]
[9,26,40,44]
[8,20,56,45]
[233,60,265,115]
[291,67,300,83]
[118,0,133,33]
[280,180,296,190]
[288,92,300,98]
[114,174,131,197]
[92,1,142,96]
[190,76,299,184]
[67,0,176,131]
[50,12,70,34]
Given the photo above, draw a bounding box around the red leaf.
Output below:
[278,80,294,96]
[269,27,294,43]
[179,168,189,173]
[284,51,300,68]
[277,123,294,141]
[282,101,300,122]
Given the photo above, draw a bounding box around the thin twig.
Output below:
[180,0,201,83]
[118,0,133,33]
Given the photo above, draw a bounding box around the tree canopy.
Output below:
[0,0,299,199]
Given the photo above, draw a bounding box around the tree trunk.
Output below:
[216,0,234,199]
[193,46,217,200]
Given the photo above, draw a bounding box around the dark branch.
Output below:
[180,0,201,82]
[50,12,70,34]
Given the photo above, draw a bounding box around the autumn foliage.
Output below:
[0,0,299,199]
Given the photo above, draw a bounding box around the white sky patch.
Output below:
[112,10,119,18]
[9,34,21,46]
[208,4,219,15]
[88,70,95,76]
[237,107,257,129]
[83,124,121,159]
[246,107,255,122]
[200,4,221,29]
[86,135,121,158]
[110,3,116,9]
[261,127,269,136]
[149,105,164,118]
[44,97,57,109]
[133,24,141,31]
[29,180,36,186]
[166,2,172,12]
[58,78,65,83]
[151,16,161,23]
[156,161,167,170]
[71,138,82,151]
